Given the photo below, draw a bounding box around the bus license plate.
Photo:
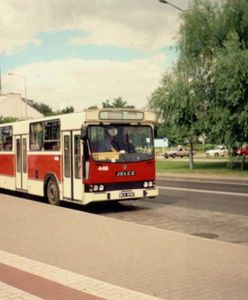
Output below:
[119,191,135,198]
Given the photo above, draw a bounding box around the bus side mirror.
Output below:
[81,126,88,140]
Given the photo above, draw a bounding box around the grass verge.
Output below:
[156,159,248,178]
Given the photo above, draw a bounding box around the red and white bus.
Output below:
[0,108,158,205]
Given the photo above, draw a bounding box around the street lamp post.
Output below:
[8,72,28,119]
[158,0,187,80]
[159,0,184,12]
[158,0,194,169]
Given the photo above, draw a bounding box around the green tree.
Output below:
[33,102,54,116]
[209,31,248,146]
[60,106,74,114]
[33,102,75,116]
[182,0,248,147]
[102,97,135,108]
[87,105,98,110]
[0,116,19,124]
[150,0,248,169]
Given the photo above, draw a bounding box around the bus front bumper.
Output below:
[83,187,159,205]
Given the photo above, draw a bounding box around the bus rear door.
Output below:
[62,131,82,201]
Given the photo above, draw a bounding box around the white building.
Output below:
[0,93,43,119]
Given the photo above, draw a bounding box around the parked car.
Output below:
[164,146,194,158]
[164,150,177,158]
[237,144,248,156]
[205,145,228,157]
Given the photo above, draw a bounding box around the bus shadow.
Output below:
[62,200,149,215]
[0,188,46,204]
[0,188,149,215]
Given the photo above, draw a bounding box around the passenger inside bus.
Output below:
[3,137,12,151]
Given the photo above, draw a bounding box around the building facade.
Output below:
[0,93,42,119]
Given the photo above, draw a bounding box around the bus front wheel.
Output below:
[46,177,60,205]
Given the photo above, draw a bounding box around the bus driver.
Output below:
[98,127,118,152]
[98,127,135,153]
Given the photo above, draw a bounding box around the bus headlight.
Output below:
[148,181,153,188]
[143,181,155,188]
[99,185,104,191]
[93,185,99,192]
[89,184,105,192]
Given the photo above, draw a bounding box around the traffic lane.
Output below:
[156,177,248,194]
[155,187,248,216]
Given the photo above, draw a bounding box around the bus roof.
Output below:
[84,108,157,124]
[0,108,157,134]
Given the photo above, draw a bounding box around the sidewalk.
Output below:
[1,193,248,299]
[0,250,159,300]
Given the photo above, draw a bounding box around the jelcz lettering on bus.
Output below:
[116,171,135,177]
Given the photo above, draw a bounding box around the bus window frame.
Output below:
[29,119,61,151]
[0,125,13,152]
[87,124,155,163]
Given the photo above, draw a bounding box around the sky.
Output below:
[0,0,189,111]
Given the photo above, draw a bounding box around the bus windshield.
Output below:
[88,125,154,163]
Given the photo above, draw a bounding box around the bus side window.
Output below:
[30,120,60,151]
[0,126,13,151]
[44,120,60,151]
[30,122,43,151]
[3,139,12,151]
[31,143,39,151]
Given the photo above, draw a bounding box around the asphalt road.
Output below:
[155,177,248,216]
[95,176,248,245]
[157,177,248,194]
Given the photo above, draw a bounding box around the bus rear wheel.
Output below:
[46,178,60,205]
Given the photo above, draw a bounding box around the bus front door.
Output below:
[15,135,28,191]
[62,131,83,201]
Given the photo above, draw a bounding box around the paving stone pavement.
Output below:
[0,250,161,300]
[0,281,42,300]
[1,192,248,299]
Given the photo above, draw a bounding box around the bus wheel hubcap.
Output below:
[48,182,56,201]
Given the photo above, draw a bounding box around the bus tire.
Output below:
[45,177,60,206]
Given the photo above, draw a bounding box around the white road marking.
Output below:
[158,186,248,197]
[157,177,248,186]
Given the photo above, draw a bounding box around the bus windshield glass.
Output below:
[88,125,154,162]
